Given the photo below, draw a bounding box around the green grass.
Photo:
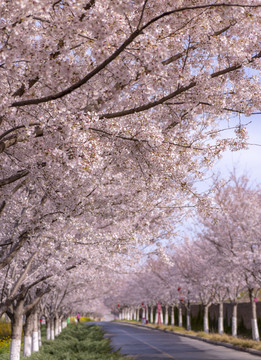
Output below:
[119,320,261,352]
[1,323,131,360]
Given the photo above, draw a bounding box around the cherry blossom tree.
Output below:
[197,174,261,339]
[173,239,215,333]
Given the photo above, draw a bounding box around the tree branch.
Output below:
[0,253,35,315]
[162,45,197,65]
[55,288,69,312]
[0,231,29,270]
[0,135,17,154]
[11,3,261,108]
[9,253,36,299]
[24,287,51,314]
[0,201,6,216]
[22,262,78,296]
[0,240,13,248]
[0,123,39,141]
[11,28,140,107]
[12,77,39,98]
[0,170,29,187]
[162,22,235,66]
[99,81,197,119]
[80,0,96,21]
[99,49,261,119]
[137,0,149,29]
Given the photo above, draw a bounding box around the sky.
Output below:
[176,114,261,239]
[212,114,261,186]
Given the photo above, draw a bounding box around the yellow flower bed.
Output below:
[0,323,11,354]
[79,316,92,322]
[69,316,93,323]
[0,337,11,354]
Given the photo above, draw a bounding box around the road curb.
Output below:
[118,321,261,358]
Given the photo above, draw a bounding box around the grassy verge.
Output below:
[119,320,261,352]
[1,323,131,360]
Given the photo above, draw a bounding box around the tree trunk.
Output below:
[9,299,24,360]
[136,308,140,321]
[186,305,191,331]
[155,311,158,324]
[62,319,67,329]
[23,336,32,357]
[171,306,175,326]
[178,305,183,327]
[251,296,259,341]
[150,306,153,324]
[54,316,59,336]
[203,305,209,333]
[232,303,237,337]
[50,318,55,340]
[165,305,169,325]
[23,312,34,357]
[38,322,42,347]
[58,318,62,334]
[218,302,224,335]
[32,312,39,353]
[145,307,148,322]
[46,318,51,340]
[142,306,145,321]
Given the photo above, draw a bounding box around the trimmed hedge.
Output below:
[1,323,129,360]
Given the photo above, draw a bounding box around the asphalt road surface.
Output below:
[97,322,261,360]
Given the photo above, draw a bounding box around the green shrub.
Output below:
[17,323,127,360]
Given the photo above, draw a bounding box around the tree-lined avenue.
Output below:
[1,1,261,359]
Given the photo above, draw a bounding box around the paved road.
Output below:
[97,322,261,360]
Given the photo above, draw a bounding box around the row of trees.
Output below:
[1,1,261,359]
[108,176,261,341]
